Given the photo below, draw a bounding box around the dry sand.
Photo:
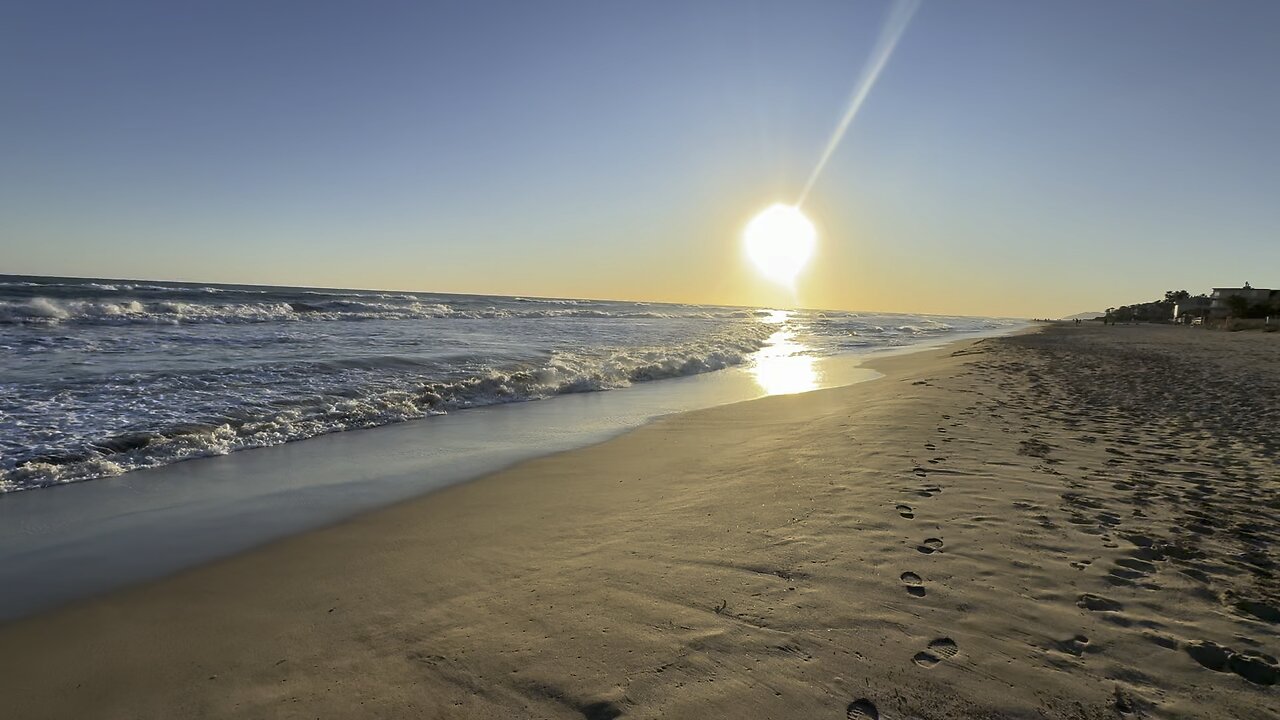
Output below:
[1,324,1277,719]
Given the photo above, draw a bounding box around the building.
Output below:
[1209,284,1276,318]
[1172,296,1212,322]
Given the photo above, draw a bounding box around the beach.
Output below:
[1,323,1277,719]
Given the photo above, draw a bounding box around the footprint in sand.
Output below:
[901,572,926,597]
[1077,593,1123,612]
[913,637,959,667]
[1185,640,1279,685]
[896,504,915,519]
[1055,635,1091,657]
[1185,640,1230,671]
[1234,598,1280,624]
[1228,653,1279,686]
[917,538,944,554]
[913,467,927,478]
[846,698,879,719]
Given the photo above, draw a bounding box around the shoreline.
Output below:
[0,329,1018,623]
[3,324,1275,719]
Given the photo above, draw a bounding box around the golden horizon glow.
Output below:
[743,204,817,289]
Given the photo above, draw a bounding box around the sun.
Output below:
[743,204,817,288]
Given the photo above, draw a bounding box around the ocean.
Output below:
[0,274,1019,494]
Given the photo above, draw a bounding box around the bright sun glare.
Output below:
[743,204,816,288]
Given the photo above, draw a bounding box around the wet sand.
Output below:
[1,324,1277,719]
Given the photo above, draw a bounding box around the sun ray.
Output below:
[796,0,921,208]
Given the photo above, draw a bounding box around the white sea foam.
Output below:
[0,276,1022,493]
[0,339,770,492]
[0,295,738,326]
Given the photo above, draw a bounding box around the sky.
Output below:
[2,0,1278,318]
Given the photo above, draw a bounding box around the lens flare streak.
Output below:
[796,0,922,208]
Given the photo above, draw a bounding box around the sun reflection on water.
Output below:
[752,310,819,396]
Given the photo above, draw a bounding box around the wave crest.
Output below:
[0,338,766,493]
[0,296,733,326]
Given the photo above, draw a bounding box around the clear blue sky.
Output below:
[3,0,1277,317]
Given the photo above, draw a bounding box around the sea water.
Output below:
[1,274,1018,493]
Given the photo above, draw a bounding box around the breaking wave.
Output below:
[0,296,745,325]
[1,339,768,492]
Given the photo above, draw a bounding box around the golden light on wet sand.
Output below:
[743,204,816,288]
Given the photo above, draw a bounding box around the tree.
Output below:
[1164,290,1190,303]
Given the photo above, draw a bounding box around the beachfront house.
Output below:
[1209,284,1276,318]
[1173,296,1212,323]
